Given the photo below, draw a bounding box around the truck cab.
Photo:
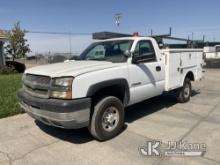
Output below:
[17,36,203,141]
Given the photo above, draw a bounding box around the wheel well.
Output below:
[185,71,195,81]
[91,85,127,106]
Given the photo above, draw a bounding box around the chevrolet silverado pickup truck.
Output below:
[17,36,204,141]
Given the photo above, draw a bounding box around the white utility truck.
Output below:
[204,45,220,64]
[18,36,204,141]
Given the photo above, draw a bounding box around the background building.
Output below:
[0,30,8,65]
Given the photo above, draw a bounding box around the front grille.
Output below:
[25,74,51,85]
[23,74,51,98]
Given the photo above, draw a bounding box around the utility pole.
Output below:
[169,27,172,36]
[213,37,216,42]
[191,32,194,40]
[68,32,72,58]
[203,35,205,42]
[114,13,122,32]
[151,29,153,36]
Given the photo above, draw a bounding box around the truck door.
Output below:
[128,40,165,105]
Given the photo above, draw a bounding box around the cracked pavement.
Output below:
[0,68,220,165]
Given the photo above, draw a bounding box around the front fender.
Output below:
[86,78,130,104]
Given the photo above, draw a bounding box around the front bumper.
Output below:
[17,89,91,129]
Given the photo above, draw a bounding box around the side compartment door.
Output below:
[128,40,165,105]
[167,52,182,89]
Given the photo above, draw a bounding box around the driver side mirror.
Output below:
[132,51,140,64]
[132,55,138,64]
[132,52,156,64]
[124,50,132,58]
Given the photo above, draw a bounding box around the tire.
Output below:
[176,78,192,103]
[89,96,125,141]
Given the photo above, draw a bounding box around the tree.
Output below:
[5,22,30,61]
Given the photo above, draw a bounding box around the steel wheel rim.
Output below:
[101,106,119,132]
[184,83,190,98]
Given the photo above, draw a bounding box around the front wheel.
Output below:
[89,96,125,141]
[176,78,192,103]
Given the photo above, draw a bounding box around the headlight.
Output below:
[53,77,73,87]
[50,77,74,99]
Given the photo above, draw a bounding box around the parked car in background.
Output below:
[48,55,67,63]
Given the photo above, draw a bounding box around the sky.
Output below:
[1,0,220,54]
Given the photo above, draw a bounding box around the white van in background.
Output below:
[204,45,220,64]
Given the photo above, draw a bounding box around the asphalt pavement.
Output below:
[0,68,220,165]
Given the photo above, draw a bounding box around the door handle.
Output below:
[156,66,161,72]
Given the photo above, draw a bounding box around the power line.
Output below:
[2,29,92,35]
[26,31,92,35]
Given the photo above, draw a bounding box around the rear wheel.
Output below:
[176,78,192,103]
[89,96,124,141]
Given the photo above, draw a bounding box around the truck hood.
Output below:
[25,60,122,77]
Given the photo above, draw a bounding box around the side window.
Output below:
[134,40,156,62]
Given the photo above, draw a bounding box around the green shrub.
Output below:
[0,65,17,74]
[6,61,26,73]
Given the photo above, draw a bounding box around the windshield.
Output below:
[79,40,133,63]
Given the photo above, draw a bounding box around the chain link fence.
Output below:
[13,33,93,68]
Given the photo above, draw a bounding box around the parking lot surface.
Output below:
[0,68,220,165]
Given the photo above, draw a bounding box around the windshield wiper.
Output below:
[87,58,106,61]
[70,56,81,60]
